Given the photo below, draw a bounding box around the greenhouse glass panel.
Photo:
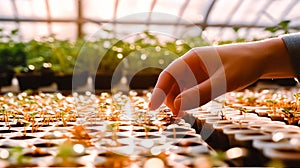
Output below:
[266,0,294,21]
[152,0,185,22]
[114,24,147,38]
[83,23,102,38]
[51,23,77,40]
[48,0,77,19]
[0,22,17,31]
[208,0,241,24]
[286,1,300,20]
[15,0,47,19]
[83,0,114,20]
[117,0,153,19]
[19,22,50,40]
[181,0,211,23]
[0,1,14,17]
[228,0,268,25]
[0,0,299,40]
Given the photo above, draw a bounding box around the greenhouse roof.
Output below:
[0,0,300,42]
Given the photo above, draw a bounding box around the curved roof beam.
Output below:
[202,0,217,30]
[250,0,273,25]
[173,0,191,36]
[112,0,119,36]
[279,0,299,20]
[77,0,83,38]
[244,0,273,38]
[45,0,53,35]
[224,0,244,24]
[113,0,119,20]
[217,0,244,38]
[146,0,157,29]
[11,0,20,30]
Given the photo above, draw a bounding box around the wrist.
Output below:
[260,38,295,78]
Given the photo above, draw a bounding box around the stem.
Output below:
[173,127,176,139]
[113,130,118,146]
[5,115,7,126]
[23,126,26,136]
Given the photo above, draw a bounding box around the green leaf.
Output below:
[278,20,290,27]
[144,31,156,39]
[264,26,278,33]
[265,99,277,104]
[233,26,240,32]
[144,125,151,132]
[30,111,38,116]
[294,93,300,98]
[11,29,19,35]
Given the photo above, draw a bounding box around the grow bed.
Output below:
[183,87,300,167]
[0,90,222,167]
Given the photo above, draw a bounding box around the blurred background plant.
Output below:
[0,20,295,91]
[0,29,26,87]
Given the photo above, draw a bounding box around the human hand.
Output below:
[149,38,294,116]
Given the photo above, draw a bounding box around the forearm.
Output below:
[216,37,295,79]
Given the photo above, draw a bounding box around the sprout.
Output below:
[282,107,296,125]
[106,122,119,145]
[144,125,151,138]
[9,146,30,166]
[22,121,30,136]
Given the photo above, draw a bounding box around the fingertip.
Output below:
[150,88,167,110]
[168,105,179,116]
[174,95,182,110]
[148,102,153,110]
[148,101,158,110]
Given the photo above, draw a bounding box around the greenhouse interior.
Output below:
[0,0,300,167]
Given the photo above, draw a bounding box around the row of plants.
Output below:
[0,20,296,91]
[0,28,204,91]
[0,91,228,167]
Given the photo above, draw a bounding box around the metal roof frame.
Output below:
[1,0,299,40]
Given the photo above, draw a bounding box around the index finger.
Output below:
[149,57,188,110]
[149,70,175,110]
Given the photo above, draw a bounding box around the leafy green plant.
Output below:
[265,99,278,114]
[46,36,85,75]
[265,20,291,34]
[0,29,26,73]
[8,146,32,167]
[54,140,86,166]
[125,31,192,75]
[16,37,53,74]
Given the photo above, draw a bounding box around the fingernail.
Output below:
[149,88,166,110]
